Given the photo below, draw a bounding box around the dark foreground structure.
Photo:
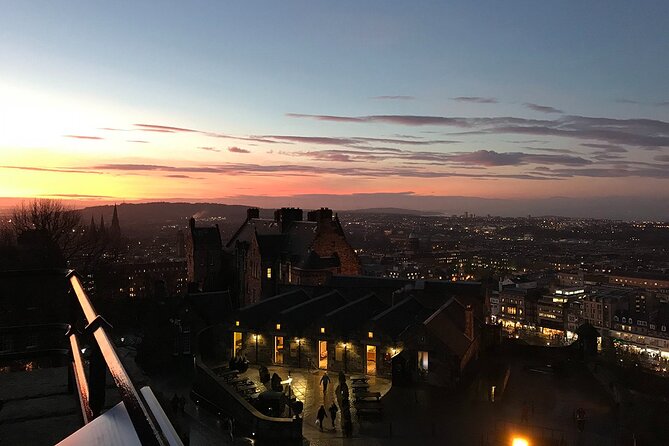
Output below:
[0,269,182,445]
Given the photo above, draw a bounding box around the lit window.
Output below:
[276,323,281,330]
[235,320,240,327]
[368,331,373,339]
[266,268,272,279]
[320,327,325,334]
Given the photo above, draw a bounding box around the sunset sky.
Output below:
[1,1,668,214]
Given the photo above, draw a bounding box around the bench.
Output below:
[351,383,370,394]
[355,391,381,401]
[356,406,383,420]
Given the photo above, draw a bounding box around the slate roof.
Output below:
[277,290,349,332]
[191,226,222,248]
[324,293,389,335]
[237,289,310,329]
[423,298,473,358]
[370,297,433,339]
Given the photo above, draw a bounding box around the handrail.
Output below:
[66,270,171,446]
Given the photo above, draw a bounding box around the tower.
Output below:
[110,204,121,240]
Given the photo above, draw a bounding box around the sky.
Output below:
[1,1,669,216]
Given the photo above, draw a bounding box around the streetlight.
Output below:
[512,438,529,446]
[253,334,259,363]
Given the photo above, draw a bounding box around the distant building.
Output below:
[186,217,223,292]
[94,260,188,299]
[227,207,361,307]
[609,272,669,290]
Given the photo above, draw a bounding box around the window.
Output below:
[266,268,272,279]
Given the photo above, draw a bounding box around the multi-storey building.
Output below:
[227,207,361,307]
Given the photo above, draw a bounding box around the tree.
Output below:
[11,199,107,271]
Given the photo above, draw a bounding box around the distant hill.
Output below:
[343,207,433,216]
[81,202,253,236]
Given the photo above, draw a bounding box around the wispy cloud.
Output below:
[134,123,199,133]
[127,140,149,144]
[198,146,221,152]
[287,113,669,148]
[228,146,250,153]
[0,165,102,175]
[616,98,669,107]
[451,96,498,104]
[371,95,415,100]
[524,103,563,114]
[64,135,104,140]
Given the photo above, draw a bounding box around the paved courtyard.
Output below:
[150,352,627,446]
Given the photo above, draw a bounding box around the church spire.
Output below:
[110,204,121,239]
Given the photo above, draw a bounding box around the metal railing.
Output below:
[0,269,175,445]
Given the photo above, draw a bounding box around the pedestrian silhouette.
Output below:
[320,372,331,396]
[329,402,338,428]
[317,405,328,431]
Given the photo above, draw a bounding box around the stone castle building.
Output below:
[227,207,361,306]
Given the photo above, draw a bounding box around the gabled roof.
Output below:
[277,290,348,332]
[256,233,285,261]
[370,297,433,339]
[324,293,389,335]
[237,289,310,329]
[191,226,222,248]
[423,298,472,357]
[226,218,281,248]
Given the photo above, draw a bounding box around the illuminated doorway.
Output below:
[319,340,328,369]
[274,336,284,364]
[366,345,377,375]
[233,332,243,357]
[418,351,429,373]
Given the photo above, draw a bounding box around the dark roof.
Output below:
[370,297,433,339]
[324,293,389,335]
[256,234,285,261]
[187,290,233,326]
[611,271,669,281]
[237,289,310,329]
[297,251,340,270]
[423,298,472,357]
[191,226,222,248]
[277,290,349,332]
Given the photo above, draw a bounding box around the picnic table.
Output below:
[227,376,249,386]
[355,390,381,401]
[236,384,257,394]
[217,369,239,380]
[350,375,368,384]
[355,401,383,419]
[351,382,370,393]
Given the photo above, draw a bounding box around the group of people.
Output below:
[316,402,339,431]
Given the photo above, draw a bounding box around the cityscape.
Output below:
[1,2,669,446]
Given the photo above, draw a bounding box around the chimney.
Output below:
[307,207,333,223]
[464,305,474,340]
[274,207,303,232]
[247,207,260,220]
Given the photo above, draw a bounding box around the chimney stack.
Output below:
[247,207,260,220]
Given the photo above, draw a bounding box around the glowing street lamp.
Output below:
[512,438,529,446]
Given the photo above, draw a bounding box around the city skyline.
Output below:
[1,1,669,217]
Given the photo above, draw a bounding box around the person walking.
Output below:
[317,405,327,431]
[320,372,331,397]
[329,402,338,429]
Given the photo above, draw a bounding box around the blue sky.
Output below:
[1,1,668,213]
